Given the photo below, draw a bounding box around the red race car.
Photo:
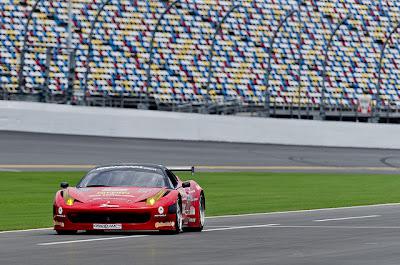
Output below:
[53,164,205,234]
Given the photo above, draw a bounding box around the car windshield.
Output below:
[78,167,170,188]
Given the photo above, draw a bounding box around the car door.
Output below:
[166,170,190,218]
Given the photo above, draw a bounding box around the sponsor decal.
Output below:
[189,218,196,223]
[154,215,166,218]
[54,221,64,227]
[158,206,164,214]
[155,222,175,228]
[95,191,131,196]
[58,207,63,215]
[93,224,122,230]
[102,188,128,192]
[89,197,132,201]
[154,214,166,218]
[55,214,66,218]
[189,206,196,215]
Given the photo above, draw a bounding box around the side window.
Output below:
[165,170,178,188]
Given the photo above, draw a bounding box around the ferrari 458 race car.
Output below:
[53,164,205,234]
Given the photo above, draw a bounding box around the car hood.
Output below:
[67,186,166,206]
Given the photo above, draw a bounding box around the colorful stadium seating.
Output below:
[1,0,400,109]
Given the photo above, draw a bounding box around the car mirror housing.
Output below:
[182,181,191,188]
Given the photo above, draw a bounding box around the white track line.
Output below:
[3,203,400,234]
[207,203,400,219]
[205,225,232,228]
[313,215,381,222]
[37,224,280,246]
[271,225,400,229]
[0,227,52,234]
[37,235,148,246]
[0,168,21,172]
[203,224,279,232]
[36,223,400,246]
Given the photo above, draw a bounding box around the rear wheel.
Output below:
[193,194,205,232]
[184,193,205,232]
[56,230,77,235]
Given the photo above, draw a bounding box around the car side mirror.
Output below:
[182,181,191,188]
[60,182,69,189]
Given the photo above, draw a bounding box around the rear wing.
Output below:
[168,166,195,176]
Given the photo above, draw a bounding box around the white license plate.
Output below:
[93,224,122,230]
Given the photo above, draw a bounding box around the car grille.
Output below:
[68,213,151,223]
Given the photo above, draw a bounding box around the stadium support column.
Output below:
[42,47,52,102]
[67,49,76,104]
[376,22,400,123]
[66,0,73,104]
[147,0,181,110]
[67,0,72,52]
[265,10,297,117]
[0,62,3,100]
[297,1,303,119]
[206,5,241,113]
[320,13,353,120]
[18,0,44,95]
[83,0,113,105]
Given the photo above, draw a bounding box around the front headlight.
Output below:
[63,190,77,206]
[65,197,75,206]
[146,190,166,206]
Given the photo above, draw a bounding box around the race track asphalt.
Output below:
[1,131,400,264]
[1,204,400,265]
[1,131,400,173]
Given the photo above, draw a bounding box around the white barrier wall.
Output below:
[0,100,399,149]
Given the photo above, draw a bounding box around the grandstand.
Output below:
[1,0,400,122]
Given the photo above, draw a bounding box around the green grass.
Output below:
[1,171,400,231]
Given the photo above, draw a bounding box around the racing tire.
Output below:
[188,193,205,232]
[172,197,183,234]
[56,230,77,235]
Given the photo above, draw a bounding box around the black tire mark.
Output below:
[380,156,400,169]
[288,156,337,167]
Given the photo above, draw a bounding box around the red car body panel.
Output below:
[53,171,204,232]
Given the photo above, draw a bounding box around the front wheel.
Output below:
[172,198,183,234]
